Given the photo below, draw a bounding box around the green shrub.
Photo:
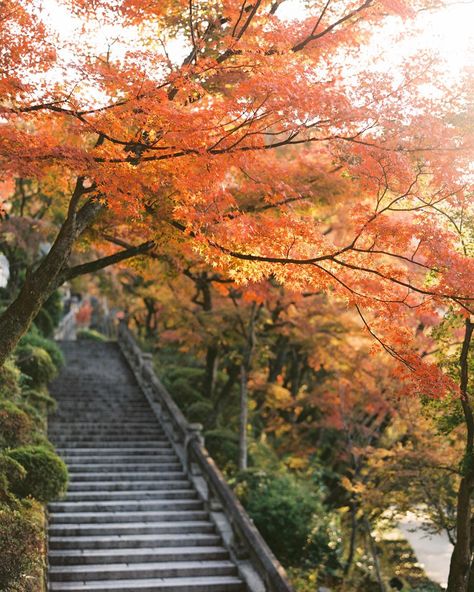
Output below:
[187,400,214,425]
[237,470,322,566]
[24,389,57,414]
[0,503,43,591]
[16,401,46,433]
[204,428,239,469]
[15,345,57,387]
[7,446,68,503]
[161,365,203,385]
[0,360,21,400]
[170,380,206,410]
[160,366,205,410]
[0,402,33,448]
[0,454,26,501]
[43,290,63,329]
[76,328,108,342]
[34,307,55,338]
[18,334,64,371]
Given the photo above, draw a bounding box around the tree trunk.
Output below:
[203,343,219,398]
[466,518,474,592]
[239,363,248,471]
[209,363,239,426]
[0,222,76,364]
[449,475,474,592]
[447,319,474,592]
[0,182,101,367]
[363,514,386,592]
[344,501,358,576]
[268,334,288,383]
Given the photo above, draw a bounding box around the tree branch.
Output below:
[59,240,155,283]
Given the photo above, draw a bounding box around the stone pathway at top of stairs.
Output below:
[48,341,245,592]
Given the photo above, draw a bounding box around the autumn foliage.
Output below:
[1,2,474,587]
[1,0,472,396]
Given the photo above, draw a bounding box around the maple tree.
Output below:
[1,0,474,588]
[123,264,445,588]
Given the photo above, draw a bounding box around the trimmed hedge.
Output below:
[76,328,108,342]
[0,402,33,448]
[8,446,68,503]
[204,428,239,468]
[0,360,21,399]
[18,334,64,372]
[237,470,324,566]
[0,503,43,591]
[15,345,57,388]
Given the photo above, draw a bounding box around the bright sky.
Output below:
[42,0,474,76]
[279,0,474,75]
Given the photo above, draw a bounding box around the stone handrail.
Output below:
[117,321,294,592]
[54,308,77,340]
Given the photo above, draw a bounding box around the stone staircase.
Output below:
[47,341,245,592]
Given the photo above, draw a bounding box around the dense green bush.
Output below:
[18,334,64,372]
[0,360,21,399]
[24,389,57,414]
[42,290,63,329]
[0,454,26,502]
[7,446,68,503]
[237,470,327,566]
[15,345,57,388]
[76,328,108,342]
[0,342,61,590]
[33,308,55,338]
[161,366,205,410]
[204,428,239,468]
[0,402,33,448]
[187,400,214,425]
[0,503,43,591]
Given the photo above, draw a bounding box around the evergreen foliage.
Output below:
[7,446,68,503]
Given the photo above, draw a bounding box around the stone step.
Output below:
[48,546,230,566]
[52,390,143,395]
[49,521,215,537]
[52,404,148,409]
[50,499,203,513]
[62,455,179,464]
[49,560,236,582]
[47,342,243,592]
[48,575,244,592]
[64,490,197,502]
[49,510,209,524]
[49,421,158,426]
[51,436,170,443]
[52,398,145,402]
[67,480,191,492]
[50,433,164,439]
[50,414,155,418]
[54,442,173,449]
[66,463,182,473]
[56,448,176,457]
[68,471,185,482]
[49,533,222,550]
[50,429,163,436]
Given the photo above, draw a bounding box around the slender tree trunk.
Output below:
[203,343,219,398]
[209,363,239,426]
[268,334,288,383]
[239,362,248,471]
[344,501,358,576]
[447,319,474,592]
[363,514,386,592]
[467,519,474,592]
